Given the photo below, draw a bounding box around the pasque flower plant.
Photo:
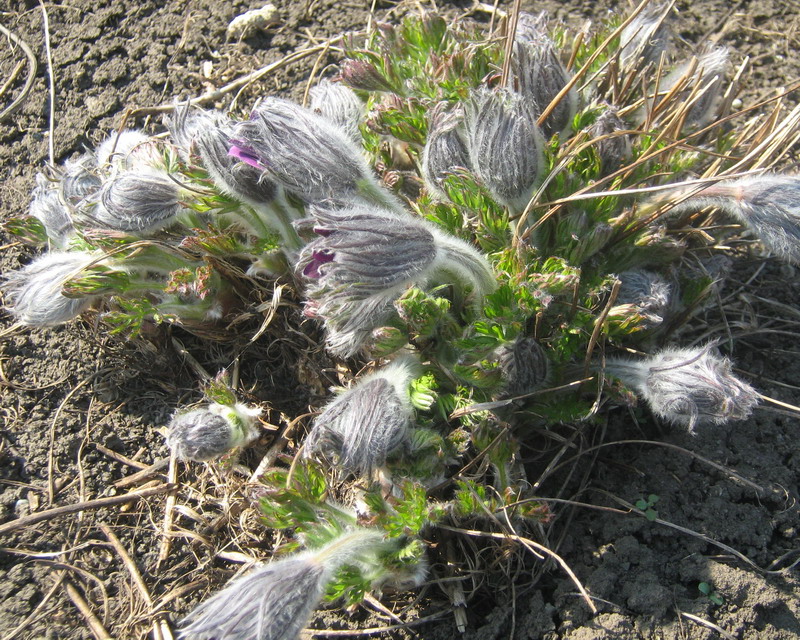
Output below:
[6,4,799,637]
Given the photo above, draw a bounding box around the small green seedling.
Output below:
[698,581,724,606]
[635,494,660,521]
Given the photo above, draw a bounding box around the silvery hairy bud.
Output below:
[296,204,496,357]
[89,168,182,234]
[605,344,759,431]
[305,357,416,477]
[421,103,472,201]
[3,251,96,326]
[166,105,277,206]
[30,174,75,247]
[661,44,729,129]
[96,129,160,169]
[309,79,365,145]
[616,269,672,328]
[230,97,379,204]
[61,155,102,204]
[495,337,550,399]
[619,2,672,71]
[180,530,385,640]
[668,175,800,265]
[588,105,631,175]
[339,58,395,92]
[167,402,261,462]
[512,15,578,138]
[464,88,545,213]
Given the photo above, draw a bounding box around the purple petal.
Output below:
[303,250,335,278]
[229,144,265,169]
[313,226,334,237]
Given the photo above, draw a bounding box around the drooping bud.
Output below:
[616,269,672,328]
[304,357,416,477]
[421,103,472,201]
[605,344,759,431]
[464,88,545,212]
[230,97,378,204]
[309,79,365,145]
[618,2,672,71]
[29,174,75,247]
[587,105,631,175]
[296,203,495,357]
[180,530,386,640]
[166,402,261,462]
[495,337,550,399]
[3,251,96,326]
[512,22,578,138]
[667,175,800,265]
[89,168,182,234]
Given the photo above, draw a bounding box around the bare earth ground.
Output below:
[0,1,799,639]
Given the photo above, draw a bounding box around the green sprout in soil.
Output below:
[4,2,799,638]
[698,581,725,606]
[635,493,660,522]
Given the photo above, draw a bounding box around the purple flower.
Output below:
[230,97,378,204]
[295,203,495,356]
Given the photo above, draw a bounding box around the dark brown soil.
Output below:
[1,1,798,639]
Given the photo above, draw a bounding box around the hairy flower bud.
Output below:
[616,269,672,328]
[96,129,160,169]
[669,175,800,264]
[464,88,545,212]
[588,106,631,175]
[605,345,759,430]
[3,251,96,326]
[495,337,550,399]
[30,174,75,247]
[90,168,182,234]
[619,2,672,71]
[305,357,416,477]
[180,530,385,640]
[512,30,578,138]
[421,104,472,201]
[167,402,261,462]
[309,79,365,145]
[661,45,728,129]
[230,97,378,204]
[61,155,102,204]
[296,203,495,356]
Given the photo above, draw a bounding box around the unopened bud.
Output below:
[309,79,365,145]
[619,2,672,71]
[587,105,631,175]
[30,174,75,247]
[3,251,96,326]
[605,344,759,431]
[90,168,182,234]
[661,45,728,129]
[421,104,472,201]
[96,129,160,169]
[304,357,417,477]
[167,402,261,462]
[61,156,102,204]
[495,337,550,399]
[669,175,800,265]
[512,32,578,138]
[464,88,545,212]
[616,269,671,328]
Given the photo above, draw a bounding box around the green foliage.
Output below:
[698,581,724,606]
[635,494,660,521]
